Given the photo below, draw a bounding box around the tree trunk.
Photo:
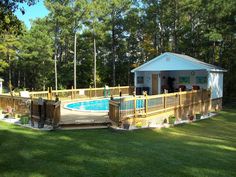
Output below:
[212,41,216,64]
[54,51,58,90]
[219,41,223,66]
[54,21,59,90]
[74,32,77,89]
[112,12,116,87]
[93,34,97,88]
[7,51,12,91]
[23,72,26,88]
[18,70,20,87]
[173,0,178,52]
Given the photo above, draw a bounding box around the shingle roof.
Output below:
[131,52,226,72]
[170,52,225,71]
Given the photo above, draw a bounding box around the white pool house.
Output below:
[131,52,226,102]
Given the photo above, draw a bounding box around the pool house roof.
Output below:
[131,52,226,73]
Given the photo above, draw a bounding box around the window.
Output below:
[196,76,207,84]
[179,76,190,84]
[137,76,144,84]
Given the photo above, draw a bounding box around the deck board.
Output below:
[60,103,109,125]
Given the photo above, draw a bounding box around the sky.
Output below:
[15,0,49,29]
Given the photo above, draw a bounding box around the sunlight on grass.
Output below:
[184,167,229,177]
[0,107,236,177]
[58,135,73,141]
[185,141,236,151]
[29,174,46,177]
[215,145,236,151]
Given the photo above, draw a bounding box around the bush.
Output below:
[135,122,142,128]
[20,116,29,124]
[168,115,176,124]
[196,113,201,120]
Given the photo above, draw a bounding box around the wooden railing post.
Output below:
[191,88,194,116]
[209,87,212,111]
[134,95,137,118]
[200,88,203,114]
[89,85,92,99]
[50,87,53,100]
[164,89,167,109]
[118,84,120,95]
[177,88,182,119]
[179,88,182,106]
[145,91,148,115]
[71,86,74,100]
[47,87,50,100]
[74,88,77,99]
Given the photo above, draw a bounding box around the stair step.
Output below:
[59,125,109,130]
[58,122,111,130]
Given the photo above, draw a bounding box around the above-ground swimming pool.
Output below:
[65,99,110,112]
[65,97,147,112]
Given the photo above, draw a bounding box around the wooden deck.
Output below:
[109,89,212,128]
[60,102,110,128]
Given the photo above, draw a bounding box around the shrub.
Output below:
[20,116,29,124]
[135,122,142,128]
[168,115,176,124]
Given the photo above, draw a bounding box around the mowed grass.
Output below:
[0,106,236,177]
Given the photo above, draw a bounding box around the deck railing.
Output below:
[29,85,134,100]
[0,95,30,114]
[0,94,61,128]
[31,99,61,128]
[109,89,211,124]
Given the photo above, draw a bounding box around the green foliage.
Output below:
[0,0,38,34]
[0,0,235,96]
[168,115,176,124]
[20,116,29,124]
[0,61,8,73]
[18,18,54,90]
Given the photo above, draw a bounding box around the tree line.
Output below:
[0,0,236,97]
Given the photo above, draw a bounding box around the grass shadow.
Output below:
[0,106,235,177]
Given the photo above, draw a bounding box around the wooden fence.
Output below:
[109,89,211,125]
[30,85,134,100]
[0,95,30,114]
[0,94,61,128]
[31,99,61,128]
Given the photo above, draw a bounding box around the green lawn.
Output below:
[0,107,236,177]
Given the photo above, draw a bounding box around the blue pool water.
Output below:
[65,98,146,112]
[65,99,110,111]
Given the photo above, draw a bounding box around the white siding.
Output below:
[135,72,144,88]
[133,53,209,72]
[144,72,152,90]
[208,72,223,99]
[135,70,223,98]
[135,71,160,94]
